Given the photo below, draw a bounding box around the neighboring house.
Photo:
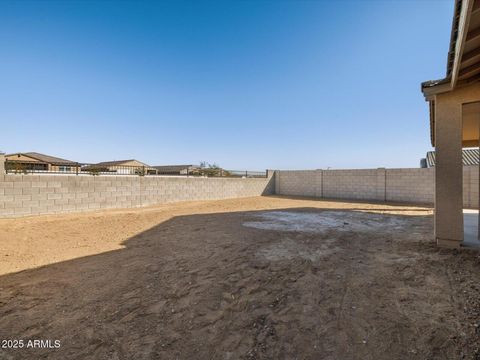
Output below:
[5,152,80,173]
[421,149,479,168]
[83,159,156,175]
[152,165,197,175]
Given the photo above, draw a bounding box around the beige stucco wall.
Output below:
[0,173,275,218]
[276,167,478,207]
[5,154,79,173]
[463,166,479,209]
[116,160,147,167]
[49,165,79,173]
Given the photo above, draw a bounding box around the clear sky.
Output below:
[0,0,454,170]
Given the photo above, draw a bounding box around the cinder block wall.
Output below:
[323,169,386,201]
[275,170,318,197]
[386,168,434,204]
[0,173,275,218]
[276,167,478,207]
[2,165,479,218]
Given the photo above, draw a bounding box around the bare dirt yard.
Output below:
[1,196,480,359]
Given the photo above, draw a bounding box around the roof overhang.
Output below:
[5,152,77,166]
[421,0,480,146]
[421,0,476,98]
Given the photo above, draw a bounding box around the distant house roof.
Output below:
[92,159,150,167]
[426,148,479,167]
[6,152,77,166]
[152,165,196,172]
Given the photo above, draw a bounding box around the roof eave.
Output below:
[421,78,453,100]
[422,0,475,99]
[420,0,476,146]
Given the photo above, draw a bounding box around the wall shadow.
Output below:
[268,194,434,211]
[261,174,276,196]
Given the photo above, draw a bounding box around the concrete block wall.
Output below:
[0,173,275,218]
[2,165,479,218]
[276,168,388,202]
[323,169,386,201]
[276,167,477,207]
[386,168,434,204]
[275,170,318,197]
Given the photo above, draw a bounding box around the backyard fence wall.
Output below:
[0,172,275,218]
[276,167,479,208]
[1,162,479,218]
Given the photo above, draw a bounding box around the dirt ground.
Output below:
[1,195,480,359]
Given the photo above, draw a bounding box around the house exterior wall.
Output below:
[5,154,78,173]
[100,160,154,175]
[464,165,479,209]
[0,172,275,218]
[117,160,147,167]
[49,165,79,173]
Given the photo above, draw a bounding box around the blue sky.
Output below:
[0,0,453,170]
